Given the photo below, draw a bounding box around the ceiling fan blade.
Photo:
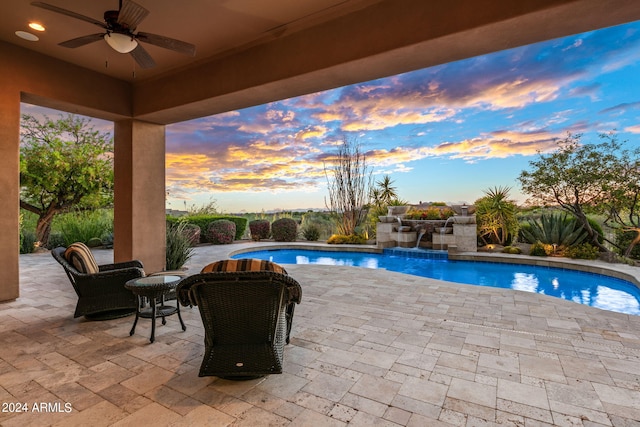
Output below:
[117,0,149,30]
[136,32,196,56]
[59,33,104,48]
[130,44,156,69]
[31,2,107,29]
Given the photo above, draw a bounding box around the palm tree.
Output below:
[376,175,398,205]
[370,187,383,208]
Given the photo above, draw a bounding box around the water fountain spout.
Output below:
[437,217,455,250]
[396,216,403,247]
[444,216,454,229]
[415,226,427,248]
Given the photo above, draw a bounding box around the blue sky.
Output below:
[24,21,640,213]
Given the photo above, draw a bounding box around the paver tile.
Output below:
[3,245,640,426]
[349,373,401,405]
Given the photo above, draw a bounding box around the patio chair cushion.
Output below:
[201,259,288,275]
[64,242,99,274]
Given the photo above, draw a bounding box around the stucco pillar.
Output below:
[113,120,166,273]
[0,90,20,301]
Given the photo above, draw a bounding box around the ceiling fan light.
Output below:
[103,32,137,53]
[28,22,46,32]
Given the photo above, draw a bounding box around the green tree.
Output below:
[518,133,621,252]
[596,138,640,256]
[20,114,114,244]
[475,186,519,245]
[324,137,373,236]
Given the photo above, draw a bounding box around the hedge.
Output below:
[167,215,247,241]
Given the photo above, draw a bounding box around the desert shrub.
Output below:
[565,243,599,260]
[301,224,321,241]
[440,207,455,219]
[529,241,550,256]
[20,230,37,254]
[206,220,236,244]
[301,211,335,240]
[166,222,194,270]
[55,209,113,246]
[365,204,387,239]
[19,213,23,250]
[406,207,442,220]
[475,187,519,246]
[20,210,38,232]
[586,218,604,243]
[101,232,114,249]
[181,223,201,246]
[517,222,532,242]
[615,230,640,259]
[87,237,103,247]
[407,206,455,220]
[327,234,367,244]
[249,219,270,241]
[502,246,522,254]
[45,232,66,250]
[405,209,425,220]
[272,218,298,242]
[167,215,247,241]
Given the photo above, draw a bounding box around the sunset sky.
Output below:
[23,20,640,213]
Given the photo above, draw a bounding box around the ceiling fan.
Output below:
[31,0,196,69]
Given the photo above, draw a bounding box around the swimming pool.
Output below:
[232,248,640,315]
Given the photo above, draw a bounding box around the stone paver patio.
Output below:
[2,242,640,426]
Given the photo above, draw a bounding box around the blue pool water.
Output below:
[232,249,640,315]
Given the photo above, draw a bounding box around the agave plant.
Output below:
[521,212,588,247]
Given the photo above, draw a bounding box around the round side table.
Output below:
[125,275,186,343]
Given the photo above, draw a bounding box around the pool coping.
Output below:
[229,242,640,290]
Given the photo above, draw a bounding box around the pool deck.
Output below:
[2,242,640,426]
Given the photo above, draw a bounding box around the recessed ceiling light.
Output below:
[15,31,39,41]
[28,22,45,32]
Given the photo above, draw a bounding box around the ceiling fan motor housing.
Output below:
[104,10,129,31]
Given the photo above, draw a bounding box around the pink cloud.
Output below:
[625,124,640,134]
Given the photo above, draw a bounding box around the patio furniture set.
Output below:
[51,243,302,380]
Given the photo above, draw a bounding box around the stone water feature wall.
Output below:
[376,214,477,252]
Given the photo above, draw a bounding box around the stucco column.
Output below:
[114,120,166,273]
[0,90,20,301]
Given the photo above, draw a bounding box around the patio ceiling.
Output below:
[1,0,381,83]
[3,0,640,124]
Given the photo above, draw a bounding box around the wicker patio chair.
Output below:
[177,262,302,379]
[52,243,144,320]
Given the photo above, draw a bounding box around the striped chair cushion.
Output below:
[201,259,288,275]
[64,242,99,275]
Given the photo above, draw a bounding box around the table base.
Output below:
[130,297,186,343]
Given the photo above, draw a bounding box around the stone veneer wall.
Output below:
[376,218,477,252]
